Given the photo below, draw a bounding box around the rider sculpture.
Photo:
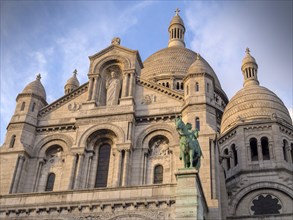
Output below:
[175,116,202,170]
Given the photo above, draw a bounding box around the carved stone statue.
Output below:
[175,116,202,169]
[106,71,121,106]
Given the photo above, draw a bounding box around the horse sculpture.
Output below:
[175,116,202,169]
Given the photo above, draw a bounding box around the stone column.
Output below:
[91,75,100,101]
[74,153,84,189]
[68,154,78,190]
[85,152,94,188]
[87,77,94,101]
[175,168,206,220]
[122,149,130,186]
[143,152,149,185]
[257,144,263,161]
[88,149,99,188]
[121,74,129,98]
[128,72,134,97]
[116,150,123,187]
[33,159,44,192]
[11,155,25,193]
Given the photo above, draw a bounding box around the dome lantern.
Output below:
[241,48,259,87]
[168,8,186,48]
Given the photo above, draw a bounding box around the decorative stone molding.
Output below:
[229,182,293,216]
[39,83,88,117]
[218,130,236,144]
[77,123,125,148]
[136,77,184,102]
[136,114,177,124]
[36,124,76,133]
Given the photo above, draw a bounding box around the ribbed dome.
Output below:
[188,54,212,75]
[22,74,46,100]
[65,73,79,88]
[141,47,223,91]
[221,85,292,134]
[169,14,184,27]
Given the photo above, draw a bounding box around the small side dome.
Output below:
[187,54,211,74]
[64,69,80,94]
[22,74,46,101]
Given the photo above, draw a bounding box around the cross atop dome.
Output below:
[245,47,250,54]
[73,69,78,76]
[36,74,41,80]
[175,8,180,16]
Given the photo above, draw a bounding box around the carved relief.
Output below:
[149,136,170,157]
[68,102,81,112]
[141,95,156,105]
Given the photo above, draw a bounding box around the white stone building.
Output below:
[0,11,292,220]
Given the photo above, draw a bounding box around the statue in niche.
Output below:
[106,71,121,106]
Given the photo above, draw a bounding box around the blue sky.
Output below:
[1,1,292,144]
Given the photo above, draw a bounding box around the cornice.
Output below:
[136,77,184,102]
[38,83,88,117]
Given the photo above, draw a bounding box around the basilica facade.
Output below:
[0,11,292,220]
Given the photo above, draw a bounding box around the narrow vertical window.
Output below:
[154,165,163,184]
[283,140,288,162]
[162,82,165,87]
[207,83,210,93]
[180,82,184,90]
[31,102,36,112]
[224,149,230,170]
[166,82,169,88]
[261,137,270,160]
[195,82,199,92]
[176,82,180,90]
[250,138,258,161]
[45,173,55,191]
[21,102,25,111]
[231,144,238,166]
[9,135,16,148]
[95,144,111,188]
[195,117,200,131]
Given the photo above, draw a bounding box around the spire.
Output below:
[36,73,41,81]
[168,8,185,48]
[241,48,259,87]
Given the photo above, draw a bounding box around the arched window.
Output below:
[31,102,36,112]
[250,138,258,161]
[176,82,180,90]
[166,82,169,88]
[180,82,184,90]
[162,82,165,86]
[195,117,200,131]
[21,102,25,111]
[224,148,231,170]
[154,165,163,184]
[231,144,238,166]
[45,173,55,191]
[9,135,16,148]
[261,137,270,160]
[283,140,288,162]
[195,82,199,92]
[95,144,111,188]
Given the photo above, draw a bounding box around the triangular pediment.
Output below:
[38,82,88,118]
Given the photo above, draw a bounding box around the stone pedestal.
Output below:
[175,168,207,220]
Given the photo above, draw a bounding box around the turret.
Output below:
[64,69,80,94]
[241,48,259,87]
[168,8,185,48]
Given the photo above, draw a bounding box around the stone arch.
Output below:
[136,123,178,149]
[77,123,125,148]
[34,134,73,157]
[230,182,293,215]
[94,55,131,74]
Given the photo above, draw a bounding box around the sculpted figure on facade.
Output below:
[175,116,202,169]
[106,71,121,106]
